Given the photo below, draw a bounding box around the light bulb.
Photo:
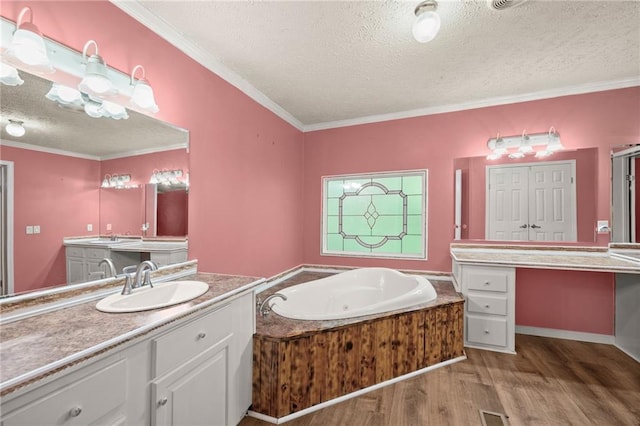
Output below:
[5,120,26,137]
[0,63,24,86]
[412,10,441,43]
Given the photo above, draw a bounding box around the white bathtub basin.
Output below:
[96,280,209,313]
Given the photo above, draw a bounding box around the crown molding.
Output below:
[110,0,305,132]
[303,78,640,132]
[1,139,100,160]
[99,144,188,161]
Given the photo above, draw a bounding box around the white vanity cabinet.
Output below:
[1,290,255,426]
[149,249,188,267]
[453,260,516,353]
[1,358,128,426]
[65,246,110,284]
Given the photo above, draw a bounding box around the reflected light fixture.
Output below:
[0,63,24,86]
[412,0,441,43]
[78,40,117,97]
[46,82,83,107]
[3,7,54,74]
[130,65,159,113]
[5,119,26,137]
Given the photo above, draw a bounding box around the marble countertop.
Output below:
[450,243,640,273]
[0,272,262,396]
[63,237,187,251]
[255,271,464,339]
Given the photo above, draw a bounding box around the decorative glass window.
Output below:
[322,170,427,259]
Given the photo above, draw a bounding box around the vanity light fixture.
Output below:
[0,63,24,86]
[3,7,54,74]
[46,82,83,107]
[101,174,135,189]
[130,65,159,113]
[5,119,26,137]
[78,40,117,97]
[149,169,186,188]
[487,127,564,160]
[412,0,441,43]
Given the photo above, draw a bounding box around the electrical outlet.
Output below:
[26,226,33,234]
[597,220,610,233]
[33,225,41,234]
[106,223,112,231]
[87,224,93,231]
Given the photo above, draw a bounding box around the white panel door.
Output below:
[487,162,576,241]
[487,166,529,240]
[528,163,576,241]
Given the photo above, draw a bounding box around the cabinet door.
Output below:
[152,336,231,426]
[66,257,86,284]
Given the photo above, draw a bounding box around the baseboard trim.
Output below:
[613,343,640,363]
[515,326,615,345]
[246,355,467,424]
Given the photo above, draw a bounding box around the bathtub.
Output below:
[269,267,437,320]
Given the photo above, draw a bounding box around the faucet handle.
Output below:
[122,265,137,275]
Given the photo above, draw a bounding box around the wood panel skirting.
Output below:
[252,301,464,418]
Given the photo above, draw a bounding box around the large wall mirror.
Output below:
[453,147,598,243]
[611,144,640,243]
[0,70,189,296]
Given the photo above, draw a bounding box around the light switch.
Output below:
[26,226,33,234]
[33,225,41,234]
[87,224,93,231]
[106,223,112,231]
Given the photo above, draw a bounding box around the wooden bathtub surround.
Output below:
[251,273,464,419]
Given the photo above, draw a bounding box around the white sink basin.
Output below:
[96,281,209,313]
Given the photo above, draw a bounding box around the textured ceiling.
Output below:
[122,0,640,129]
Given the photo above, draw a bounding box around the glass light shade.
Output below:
[6,120,26,137]
[508,151,525,159]
[101,101,129,120]
[46,83,83,106]
[84,99,103,118]
[486,152,502,160]
[5,25,54,74]
[518,143,533,153]
[547,135,565,152]
[412,11,441,43]
[78,54,117,96]
[0,63,24,86]
[131,79,159,113]
[535,150,553,158]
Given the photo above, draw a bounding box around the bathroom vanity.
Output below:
[451,243,640,359]
[0,267,262,426]
[64,238,188,284]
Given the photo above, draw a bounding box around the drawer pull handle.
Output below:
[197,332,207,340]
[484,329,490,334]
[69,407,82,417]
[158,397,168,406]
[485,304,490,308]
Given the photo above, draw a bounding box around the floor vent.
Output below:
[480,410,509,426]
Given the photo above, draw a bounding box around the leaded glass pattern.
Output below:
[322,170,427,259]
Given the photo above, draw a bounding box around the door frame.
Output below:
[0,160,14,295]
[485,160,577,241]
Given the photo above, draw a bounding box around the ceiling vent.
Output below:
[488,0,530,10]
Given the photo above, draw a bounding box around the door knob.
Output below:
[519,224,529,228]
[530,224,541,229]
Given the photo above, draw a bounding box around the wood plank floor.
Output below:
[239,334,640,426]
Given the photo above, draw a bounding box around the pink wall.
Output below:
[515,269,615,335]
[99,187,145,237]
[0,0,305,279]
[303,88,640,273]
[1,145,100,293]
[457,147,597,242]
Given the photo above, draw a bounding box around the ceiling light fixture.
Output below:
[0,63,24,86]
[5,119,26,137]
[78,40,117,97]
[3,7,54,74]
[130,65,159,113]
[487,127,564,160]
[412,0,441,43]
[46,82,83,106]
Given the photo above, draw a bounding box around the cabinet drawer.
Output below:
[466,315,508,347]
[467,293,508,316]
[463,265,510,292]
[153,303,233,377]
[2,360,126,426]
[66,247,84,258]
[86,248,109,259]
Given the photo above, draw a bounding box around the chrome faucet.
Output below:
[120,265,138,295]
[259,293,287,316]
[98,258,117,278]
[133,260,158,289]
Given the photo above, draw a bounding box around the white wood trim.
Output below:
[246,355,467,424]
[1,160,14,295]
[515,326,615,345]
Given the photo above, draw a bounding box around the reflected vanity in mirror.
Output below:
[0,70,189,296]
[611,144,640,243]
[453,147,598,243]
